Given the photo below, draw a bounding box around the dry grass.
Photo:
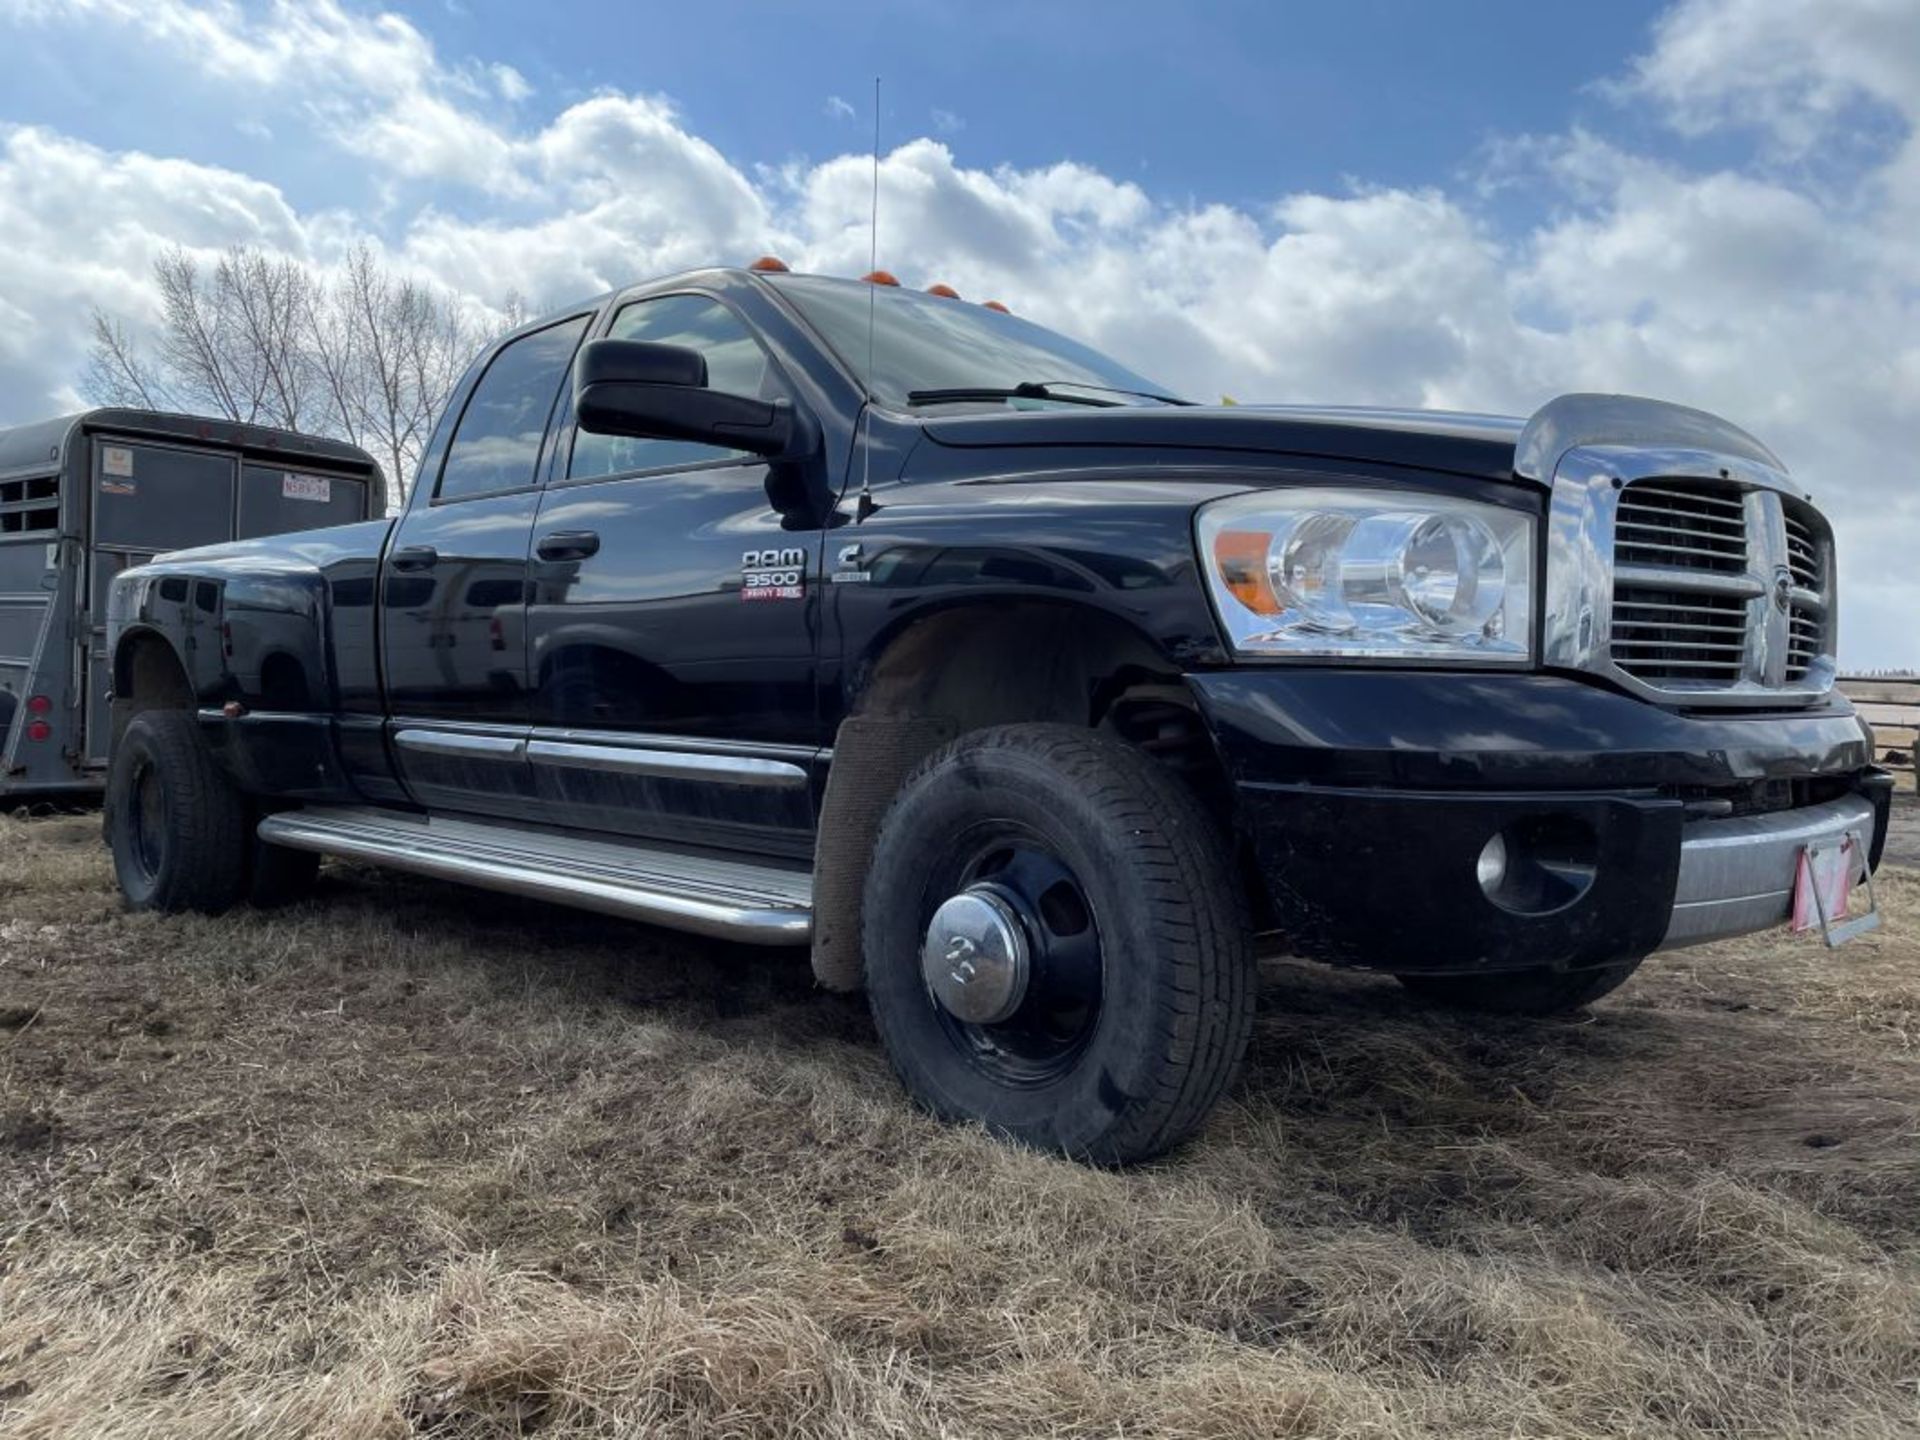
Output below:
[2,804,1918,1438]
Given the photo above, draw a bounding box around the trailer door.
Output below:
[237,464,370,537]
[85,438,238,762]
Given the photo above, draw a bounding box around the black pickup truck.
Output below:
[102,262,1893,1162]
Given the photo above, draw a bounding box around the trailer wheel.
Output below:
[1396,957,1645,1015]
[862,724,1255,1164]
[107,710,249,914]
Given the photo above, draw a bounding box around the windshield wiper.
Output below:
[1026,379,1192,406]
[906,383,1120,408]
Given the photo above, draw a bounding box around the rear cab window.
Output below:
[436,315,590,502]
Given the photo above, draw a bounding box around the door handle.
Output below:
[537,530,600,561]
[390,544,438,572]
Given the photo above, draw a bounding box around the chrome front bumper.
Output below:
[1659,794,1877,949]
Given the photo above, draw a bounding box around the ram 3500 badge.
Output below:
[741,547,807,602]
[102,262,1893,1163]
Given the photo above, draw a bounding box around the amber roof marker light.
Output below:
[748,255,790,273]
[927,283,961,298]
[982,300,1011,314]
[862,270,900,286]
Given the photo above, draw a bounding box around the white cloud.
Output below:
[1625,0,1920,149]
[931,108,964,134]
[490,62,531,102]
[0,0,1915,664]
[0,124,319,414]
[824,95,856,122]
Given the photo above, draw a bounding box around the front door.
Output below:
[381,313,588,820]
[523,293,820,858]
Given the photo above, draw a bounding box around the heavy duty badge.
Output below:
[741,546,806,602]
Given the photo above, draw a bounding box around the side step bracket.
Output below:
[258,806,812,945]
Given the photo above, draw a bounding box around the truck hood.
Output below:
[920,404,1528,484]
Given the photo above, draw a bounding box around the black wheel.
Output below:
[248,834,321,908]
[106,709,249,914]
[863,724,1255,1164]
[1396,958,1645,1015]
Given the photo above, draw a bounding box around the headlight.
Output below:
[1196,488,1534,661]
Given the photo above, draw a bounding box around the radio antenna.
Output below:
[857,75,880,521]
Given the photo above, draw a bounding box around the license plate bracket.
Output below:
[1792,830,1880,948]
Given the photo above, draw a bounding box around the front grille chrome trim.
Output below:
[1610,564,1767,600]
[1542,442,1838,707]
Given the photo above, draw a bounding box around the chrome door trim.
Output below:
[394,727,527,760]
[531,725,825,764]
[525,738,809,788]
[388,719,829,775]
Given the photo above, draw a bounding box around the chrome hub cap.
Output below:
[922,886,1030,1025]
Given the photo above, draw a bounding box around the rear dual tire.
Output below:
[107,710,318,914]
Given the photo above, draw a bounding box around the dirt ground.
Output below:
[2,806,1917,1439]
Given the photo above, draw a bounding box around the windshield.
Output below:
[765,273,1182,409]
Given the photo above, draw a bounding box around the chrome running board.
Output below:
[257,806,812,945]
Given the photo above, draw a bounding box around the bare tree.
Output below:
[83,312,173,412]
[86,244,494,508]
[307,245,482,508]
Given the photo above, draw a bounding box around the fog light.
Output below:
[1478,815,1600,916]
[1476,833,1509,893]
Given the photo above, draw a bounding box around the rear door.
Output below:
[521,292,820,858]
[380,314,589,820]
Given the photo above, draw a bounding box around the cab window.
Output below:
[437,315,589,501]
[568,295,776,481]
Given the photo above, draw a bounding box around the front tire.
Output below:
[862,725,1255,1164]
[106,710,249,914]
[1396,958,1645,1015]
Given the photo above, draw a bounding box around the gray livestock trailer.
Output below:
[0,409,381,800]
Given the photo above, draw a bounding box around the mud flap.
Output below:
[810,715,957,991]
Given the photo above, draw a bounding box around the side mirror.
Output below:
[573,338,804,460]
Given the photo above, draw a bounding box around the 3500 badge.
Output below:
[741,547,806,602]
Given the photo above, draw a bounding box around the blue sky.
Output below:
[10,2,1684,233]
[0,0,1915,663]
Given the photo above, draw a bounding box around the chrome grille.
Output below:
[1782,509,1823,682]
[1785,608,1820,682]
[1601,478,1833,698]
[1614,483,1747,575]
[1784,511,1820,589]
[1531,395,1835,708]
[1611,585,1749,683]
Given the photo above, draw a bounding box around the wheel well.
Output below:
[849,601,1224,795]
[110,630,194,749]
